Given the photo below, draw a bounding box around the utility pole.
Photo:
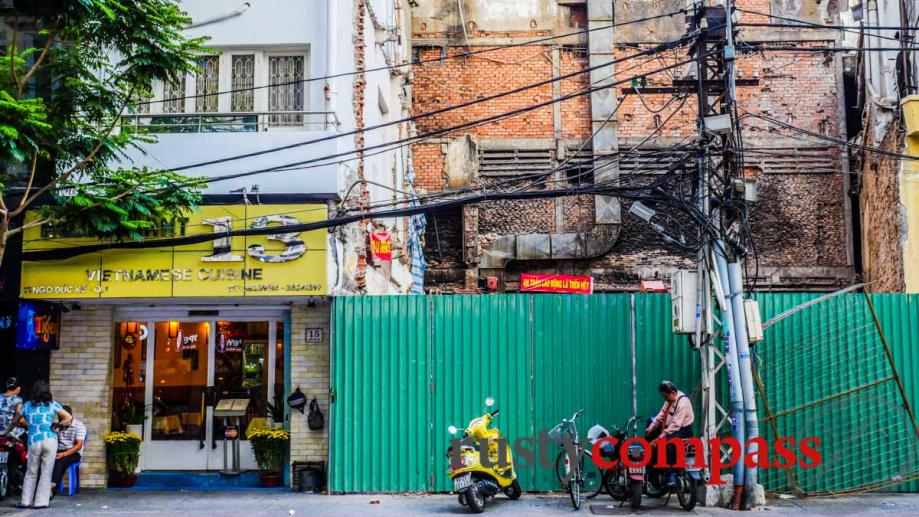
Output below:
[685,0,757,509]
[622,2,758,508]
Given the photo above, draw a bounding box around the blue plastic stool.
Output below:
[59,461,81,496]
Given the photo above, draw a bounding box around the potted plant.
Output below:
[103,431,142,487]
[248,427,289,487]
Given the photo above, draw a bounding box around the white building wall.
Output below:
[115,0,415,295]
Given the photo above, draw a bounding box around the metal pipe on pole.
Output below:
[712,243,746,491]
[728,262,759,505]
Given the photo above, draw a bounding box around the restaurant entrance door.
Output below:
[111,309,286,471]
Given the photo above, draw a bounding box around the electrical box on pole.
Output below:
[744,299,764,343]
[671,270,699,334]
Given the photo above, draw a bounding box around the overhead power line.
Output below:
[741,112,919,161]
[167,34,700,173]
[135,8,689,107]
[177,52,711,186]
[23,171,702,262]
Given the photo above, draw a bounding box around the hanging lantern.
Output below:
[119,322,128,338]
[167,321,179,339]
[126,322,139,335]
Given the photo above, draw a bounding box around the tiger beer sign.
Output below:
[20,204,328,299]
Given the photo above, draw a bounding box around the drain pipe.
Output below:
[728,262,759,507]
[711,243,746,499]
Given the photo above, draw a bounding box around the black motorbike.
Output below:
[626,437,700,511]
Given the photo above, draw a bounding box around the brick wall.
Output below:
[859,114,906,292]
[288,302,331,484]
[51,305,114,488]
[411,2,853,291]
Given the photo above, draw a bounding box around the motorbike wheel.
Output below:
[677,475,697,511]
[503,479,522,500]
[645,472,666,499]
[603,470,628,501]
[466,484,486,514]
[629,480,642,510]
[0,468,7,500]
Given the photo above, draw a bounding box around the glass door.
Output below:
[145,321,212,470]
[111,316,285,471]
[209,320,283,470]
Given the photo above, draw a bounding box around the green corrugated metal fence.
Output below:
[330,293,919,494]
[330,294,696,493]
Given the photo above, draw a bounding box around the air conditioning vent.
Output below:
[619,147,695,176]
[478,148,554,177]
[562,145,595,185]
[745,146,837,174]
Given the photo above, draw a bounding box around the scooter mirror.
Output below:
[448,425,458,435]
[485,397,495,407]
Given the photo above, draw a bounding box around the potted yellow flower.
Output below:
[103,431,142,487]
[248,427,289,487]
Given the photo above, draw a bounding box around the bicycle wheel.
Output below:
[554,450,571,487]
[570,476,581,509]
[581,451,604,498]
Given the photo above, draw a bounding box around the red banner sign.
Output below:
[520,273,593,294]
[370,231,392,262]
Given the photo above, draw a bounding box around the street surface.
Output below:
[1,491,918,516]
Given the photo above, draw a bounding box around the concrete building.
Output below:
[411,0,856,292]
[16,0,415,488]
[843,0,919,292]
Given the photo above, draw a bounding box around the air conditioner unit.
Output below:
[671,270,698,334]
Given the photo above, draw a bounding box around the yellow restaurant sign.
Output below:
[20,204,328,299]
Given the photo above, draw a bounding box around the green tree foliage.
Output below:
[0,0,209,262]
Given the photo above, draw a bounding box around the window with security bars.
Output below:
[162,76,186,114]
[268,55,305,127]
[231,54,255,113]
[195,56,219,113]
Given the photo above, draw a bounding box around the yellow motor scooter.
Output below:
[446,397,521,513]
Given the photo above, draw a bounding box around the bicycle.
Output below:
[549,409,604,510]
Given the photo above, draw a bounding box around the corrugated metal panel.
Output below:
[755,293,919,494]
[633,294,702,430]
[330,296,431,492]
[531,294,633,491]
[868,294,919,492]
[330,293,919,494]
[430,295,533,491]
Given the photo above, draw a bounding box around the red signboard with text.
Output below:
[370,231,393,262]
[520,273,593,294]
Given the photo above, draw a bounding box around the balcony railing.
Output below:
[121,111,340,133]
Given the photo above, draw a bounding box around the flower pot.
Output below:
[259,472,283,488]
[125,425,144,472]
[109,473,138,488]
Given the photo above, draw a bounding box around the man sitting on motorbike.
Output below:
[644,380,695,488]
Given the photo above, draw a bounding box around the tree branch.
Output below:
[16,34,56,97]
[8,214,51,236]
[16,152,39,211]
[11,94,132,218]
[9,20,20,93]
